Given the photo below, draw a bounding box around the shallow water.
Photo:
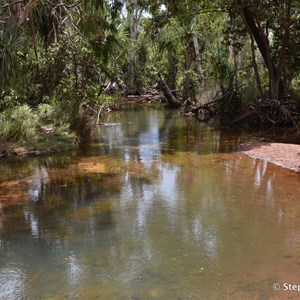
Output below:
[0,107,300,299]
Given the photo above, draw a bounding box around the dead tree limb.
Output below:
[230,110,257,124]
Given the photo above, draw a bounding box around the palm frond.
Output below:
[0,25,21,86]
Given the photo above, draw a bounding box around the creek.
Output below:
[0,106,300,299]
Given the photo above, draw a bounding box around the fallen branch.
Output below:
[230,110,257,124]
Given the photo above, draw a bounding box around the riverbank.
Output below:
[0,131,77,158]
[240,142,300,172]
[0,104,83,158]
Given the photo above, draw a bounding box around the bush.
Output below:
[0,105,38,141]
[37,103,56,124]
[0,89,22,111]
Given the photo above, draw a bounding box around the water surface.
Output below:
[0,107,300,299]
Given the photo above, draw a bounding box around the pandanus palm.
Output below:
[157,23,179,91]
[0,25,21,86]
[177,16,202,102]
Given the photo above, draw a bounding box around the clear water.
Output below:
[0,107,300,299]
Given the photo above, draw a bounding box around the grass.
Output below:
[0,104,78,157]
[0,131,77,157]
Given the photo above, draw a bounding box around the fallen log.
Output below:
[230,110,257,124]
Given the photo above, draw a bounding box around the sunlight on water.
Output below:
[0,106,300,299]
[0,266,27,299]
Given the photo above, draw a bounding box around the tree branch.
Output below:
[17,0,39,25]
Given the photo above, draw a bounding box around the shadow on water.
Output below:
[0,106,300,299]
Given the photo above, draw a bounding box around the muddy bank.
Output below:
[240,142,300,172]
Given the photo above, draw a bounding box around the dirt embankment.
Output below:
[240,142,300,172]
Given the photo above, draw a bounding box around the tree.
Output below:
[126,0,142,91]
[227,0,296,101]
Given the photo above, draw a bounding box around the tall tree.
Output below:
[126,0,142,91]
[229,0,295,100]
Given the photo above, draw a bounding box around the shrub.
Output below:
[37,103,56,124]
[0,105,38,141]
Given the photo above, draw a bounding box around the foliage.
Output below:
[37,103,55,124]
[0,26,21,86]
[0,105,37,141]
[0,0,300,140]
[0,102,77,157]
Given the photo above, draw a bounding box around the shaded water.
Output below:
[0,107,300,299]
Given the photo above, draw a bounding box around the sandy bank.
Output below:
[240,142,300,172]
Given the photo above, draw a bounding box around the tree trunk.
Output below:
[192,17,202,80]
[158,74,181,108]
[167,49,177,91]
[250,34,265,102]
[29,12,39,80]
[127,0,140,91]
[183,42,193,102]
[242,7,277,99]
[228,15,238,89]
[241,3,292,101]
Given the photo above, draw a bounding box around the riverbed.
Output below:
[0,106,300,299]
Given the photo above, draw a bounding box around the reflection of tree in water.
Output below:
[92,108,159,157]
[26,167,120,229]
[1,108,300,298]
[0,158,121,298]
[0,154,78,215]
[0,152,124,249]
[0,153,76,179]
[159,113,246,155]
[172,151,300,281]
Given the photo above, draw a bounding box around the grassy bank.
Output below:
[0,131,77,157]
[0,104,78,157]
